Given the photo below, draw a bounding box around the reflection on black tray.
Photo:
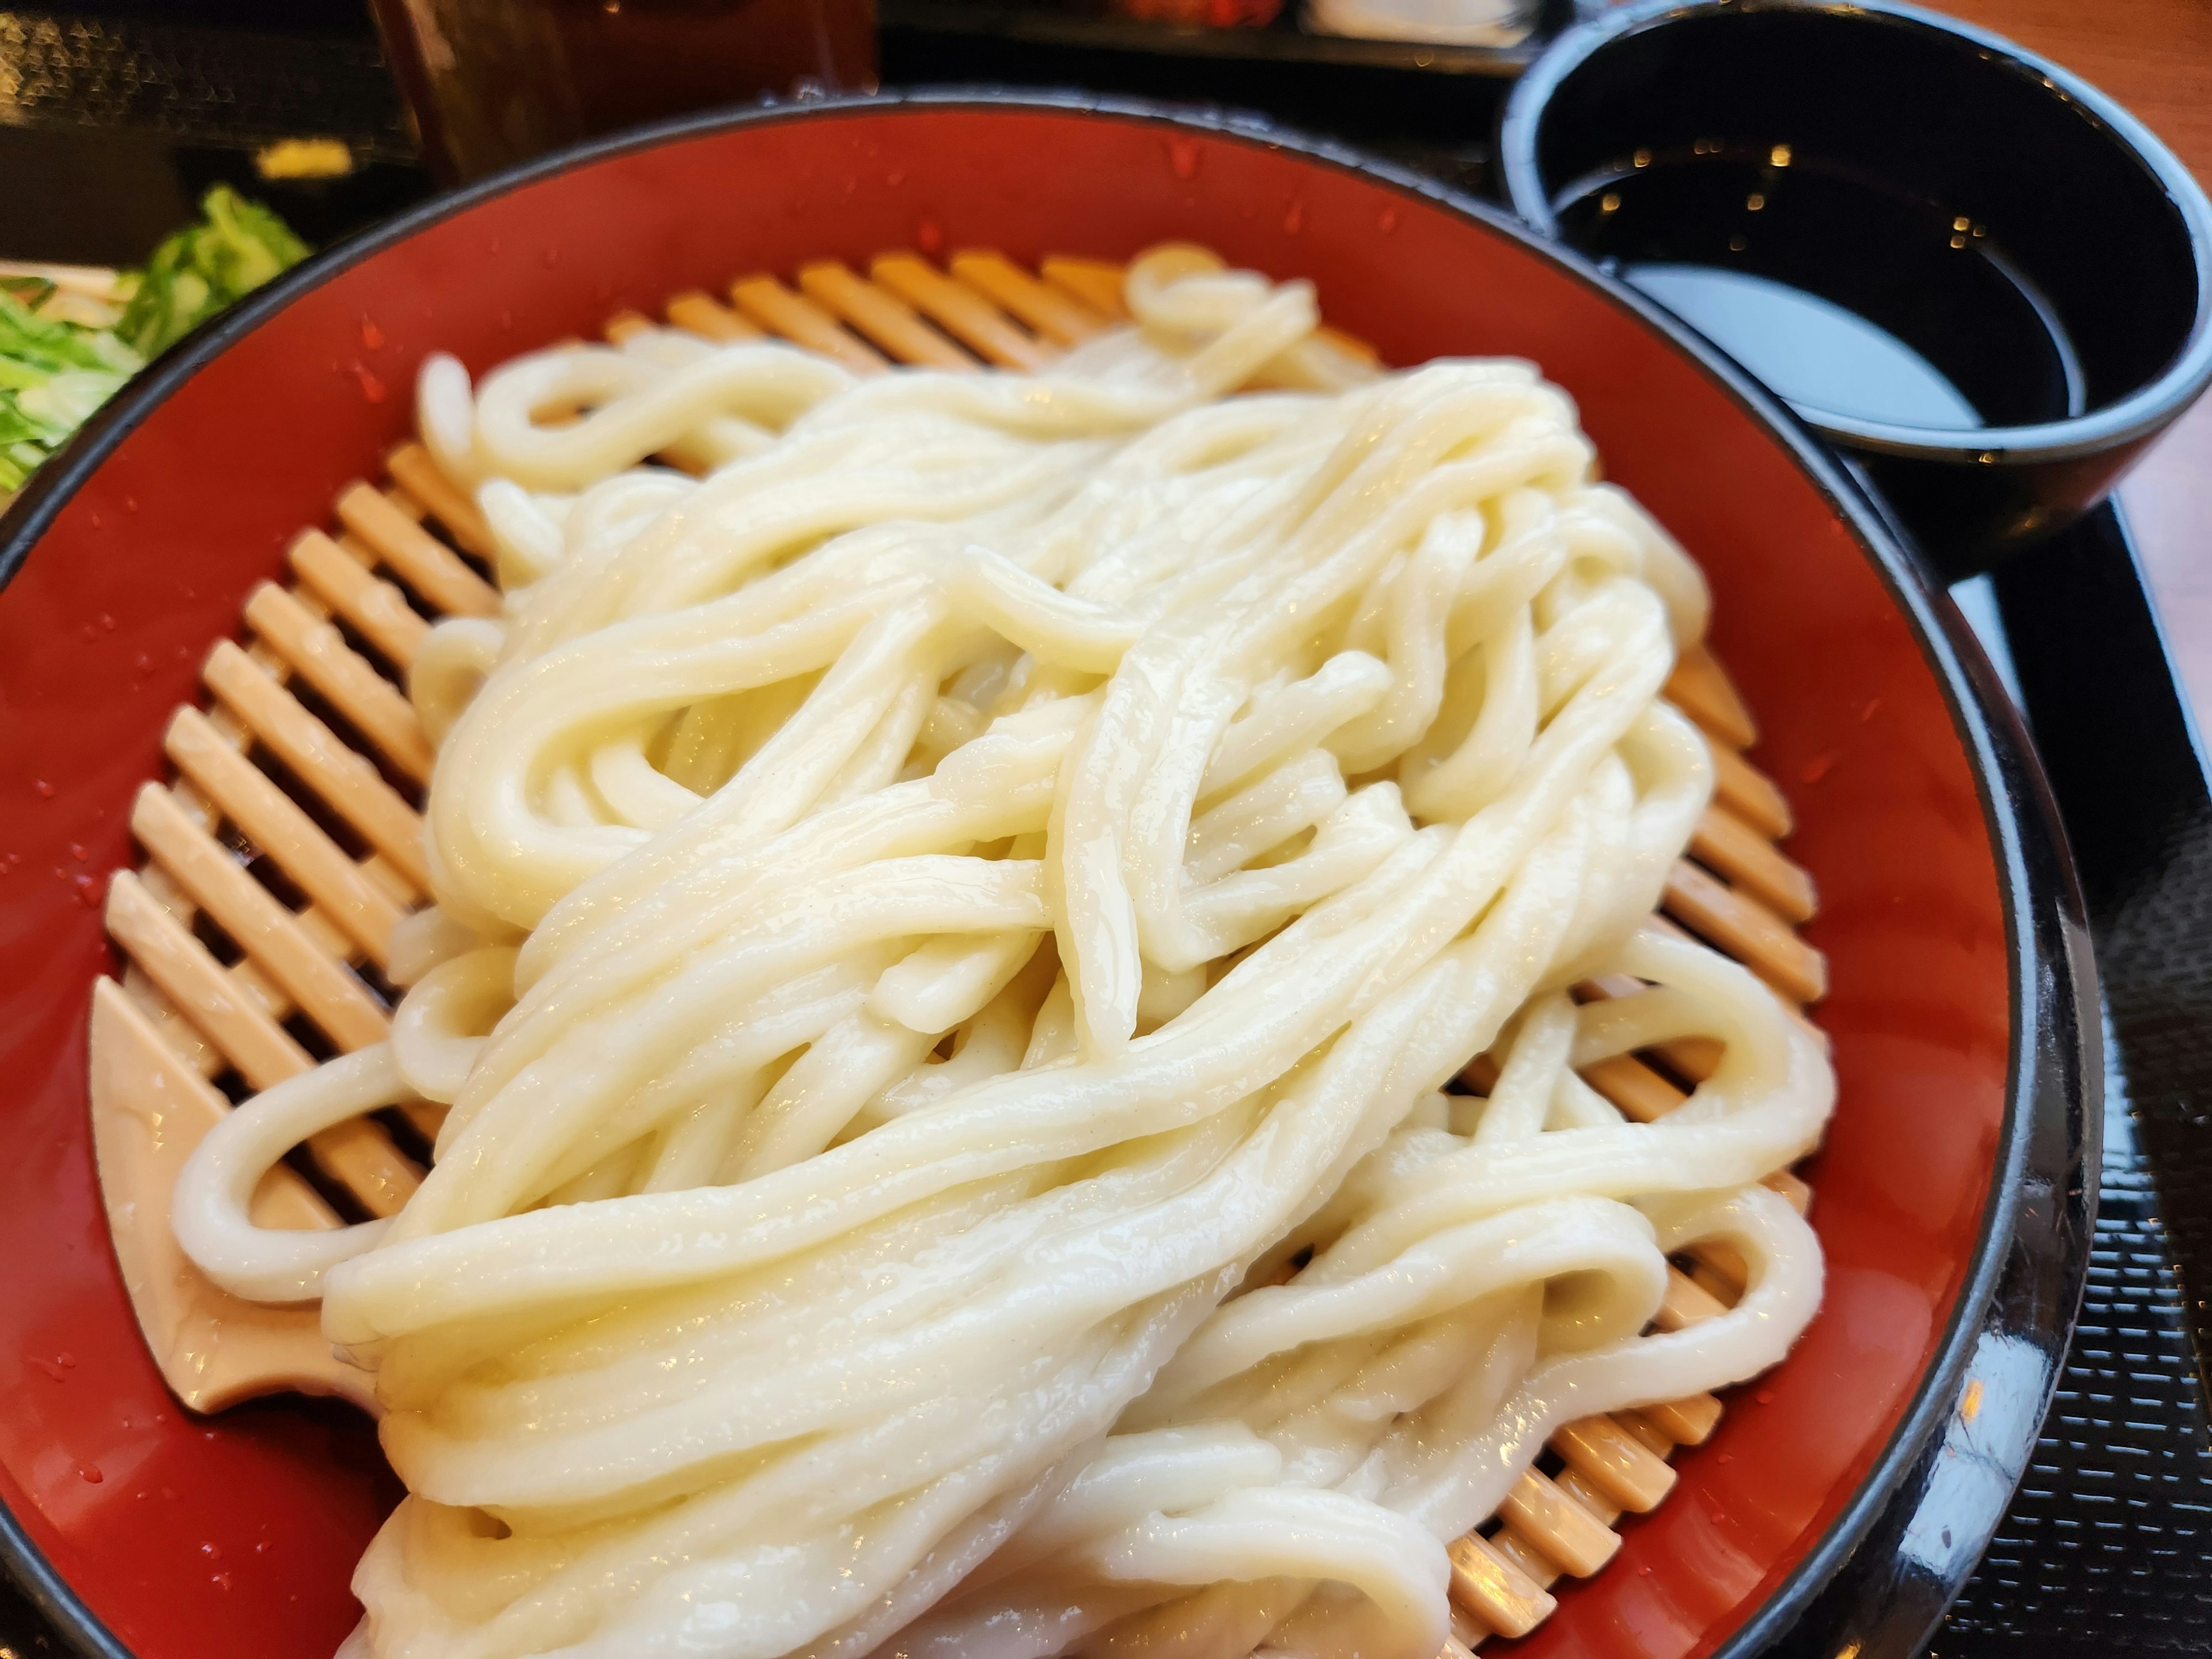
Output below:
[1940,508,2212,1654]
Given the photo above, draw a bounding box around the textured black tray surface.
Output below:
[1937,513,2212,1657]
[3,7,2211,1654]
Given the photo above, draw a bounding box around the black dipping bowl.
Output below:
[1498,0,2212,575]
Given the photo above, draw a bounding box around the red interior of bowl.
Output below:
[0,104,2008,1659]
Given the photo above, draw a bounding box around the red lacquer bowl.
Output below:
[0,95,2092,1659]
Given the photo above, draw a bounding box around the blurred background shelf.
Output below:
[880,0,1565,74]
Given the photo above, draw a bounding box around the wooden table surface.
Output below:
[1923,0,2212,731]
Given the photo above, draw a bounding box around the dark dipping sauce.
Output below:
[1553,144,2085,432]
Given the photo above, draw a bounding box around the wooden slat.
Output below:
[1501,1469,1619,1577]
[1666,643,1759,749]
[1637,1393,1725,1447]
[122,961,224,1078]
[164,706,406,968]
[1040,255,1129,318]
[135,763,438,1148]
[1766,1169,1814,1214]
[384,441,495,561]
[873,253,1052,370]
[1711,740,1793,839]
[290,529,431,672]
[105,869,308,1092]
[1448,1600,1486,1656]
[1575,978,1725,1085]
[664,289,761,341]
[1693,1241,1752,1299]
[1447,1532,1555,1639]
[948,249,1109,346]
[130,784,391,1053]
[1655,1264,1731,1332]
[1691,802,1817,923]
[1664,859,1828,1005]
[1553,1467,1622,1528]
[796,261,978,371]
[729,275,889,372]
[202,641,431,892]
[244,582,436,784]
[1485,1527,1560,1592]
[1315,324,1382,367]
[1687,1255,1738,1306]
[103,872,424,1216]
[1580,1052,1687,1124]
[1552,1416,1677,1513]
[1657,1033,1725,1082]
[335,480,501,618]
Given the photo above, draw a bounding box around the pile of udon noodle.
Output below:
[175,247,1834,1659]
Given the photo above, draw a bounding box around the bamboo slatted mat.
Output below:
[87,248,1827,1657]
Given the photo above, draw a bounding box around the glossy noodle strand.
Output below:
[173,247,1832,1659]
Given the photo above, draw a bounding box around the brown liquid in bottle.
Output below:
[373,0,878,183]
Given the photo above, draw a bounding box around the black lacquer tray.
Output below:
[1,9,2208,1655]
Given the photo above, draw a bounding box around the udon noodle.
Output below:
[173,247,1833,1659]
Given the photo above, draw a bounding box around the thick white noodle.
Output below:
[180,247,1833,1659]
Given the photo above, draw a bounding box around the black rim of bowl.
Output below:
[1497,0,2212,464]
[0,87,2095,1659]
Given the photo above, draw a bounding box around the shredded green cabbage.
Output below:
[0,185,307,499]
[114,185,310,359]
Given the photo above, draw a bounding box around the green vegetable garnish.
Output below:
[0,291,138,496]
[0,185,307,504]
[115,185,311,360]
